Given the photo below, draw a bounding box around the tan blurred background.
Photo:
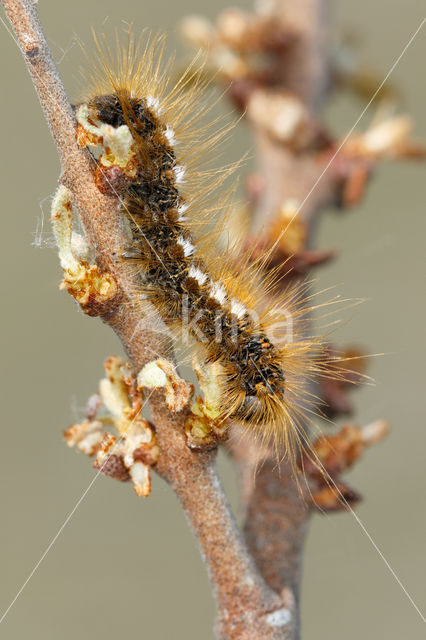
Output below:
[0,1,425,638]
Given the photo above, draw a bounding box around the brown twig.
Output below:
[1,1,291,637]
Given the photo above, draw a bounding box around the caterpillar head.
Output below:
[222,334,287,429]
[230,376,286,427]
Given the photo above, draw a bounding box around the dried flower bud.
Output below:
[51,186,118,316]
[71,232,91,263]
[343,112,426,160]
[303,420,390,482]
[311,483,361,512]
[138,359,193,413]
[129,462,151,497]
[100,356,131,422]
[247,90,313,148]
[77,104,139,199]
[85,393,103,420]
[213,47,250,80]
[94,453,130,482]
[179,15,215,49]
[185,399,223,451]
[64,420,105,456]
[65,358,158,497]
[268,199,307,254]
[361,419,390,445]
[217,9,255,50]
[184,360,228,450]
[362,115,412,156]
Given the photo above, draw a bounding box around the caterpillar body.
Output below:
[77,34,324,452]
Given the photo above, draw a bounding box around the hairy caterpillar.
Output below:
[76,33,327,453]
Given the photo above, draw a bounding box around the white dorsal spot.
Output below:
[177,235,194,257]
[231,299,247,319]
[164,125,176,145]
[174,165,186,184]
[178,202,189,214]
[188,265,208,285]
[146,95,162,114]
[177,202,189,222]
[210,281,227,305]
